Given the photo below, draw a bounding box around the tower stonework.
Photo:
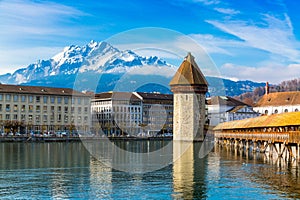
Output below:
[169,53,208,141]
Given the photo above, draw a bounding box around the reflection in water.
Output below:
[82,139,173,173]
[173,142,207,199]
[0,142,300,199]
[215,145,300,199]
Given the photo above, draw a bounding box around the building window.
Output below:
[43,106,47,113]
[264,110,268,115]
[36,105,40,112]
[84,107,88,113]
[71,107,75,113]
[0,94,2,101]
[29,96,33,103]
[6,104,10,112]
[43,96,48,104]
[13,105,18,112]
[5,114,10,120]
[64,97,69,104]
[43,115,47,121]
[274,109,278,114]
[284,109,288,113]
[0,104,2,111]
[13,95,18,102]
[57,97,62,104]
[29,105,33,112]
[57,114,61,122]
[78,107,82,114]
[58,106,61,113]
[6,94,11,101]
[21,114,26,121]
[36,115,40,122]
[64,115,68,122]
[36,96,40,103]
[71,98,75,104]
[51,106,55,112]
[28,115,33,121]
[21,95,26,102]
[51,97,55,104]
[13,114,17,120]
[64,107,68,114]
[78,98,81,105]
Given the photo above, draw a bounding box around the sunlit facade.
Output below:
[0,84,91,134]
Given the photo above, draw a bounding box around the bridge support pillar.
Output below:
[234,140,239,148]
[252,141,257,152]
[245,140,250,150]
[239,140,244,149]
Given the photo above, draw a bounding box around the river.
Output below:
[0,141,299,199]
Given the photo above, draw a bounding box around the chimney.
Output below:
[265,82,269,95]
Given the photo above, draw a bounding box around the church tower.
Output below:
[169,52,208,141]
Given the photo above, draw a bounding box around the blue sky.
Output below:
[0,0,300,83]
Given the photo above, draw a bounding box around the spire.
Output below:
[169,52,208,86]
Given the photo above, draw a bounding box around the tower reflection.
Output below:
[173,142,207,199]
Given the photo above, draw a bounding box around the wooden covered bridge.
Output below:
[213,112,300,160]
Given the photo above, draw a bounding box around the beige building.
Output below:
[0,84,91,135]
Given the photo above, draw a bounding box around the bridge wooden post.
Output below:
[252,141,257,152]
[239,140,244,150]
[234,140,239,148]
[245,140,250,150]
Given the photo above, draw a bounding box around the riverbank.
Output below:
[0,135,173,142]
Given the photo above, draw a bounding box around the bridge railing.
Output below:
[214,131,300,143]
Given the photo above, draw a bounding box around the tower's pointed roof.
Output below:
[169,52,208,86]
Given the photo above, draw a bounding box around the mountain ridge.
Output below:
[0,41,265,96]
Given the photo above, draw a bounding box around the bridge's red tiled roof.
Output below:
[214,111,300,130]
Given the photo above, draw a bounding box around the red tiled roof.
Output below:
[0,84,87,96]
[255,91,300,107]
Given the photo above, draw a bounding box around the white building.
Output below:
[207,96,259,127]
[91,92,173,136]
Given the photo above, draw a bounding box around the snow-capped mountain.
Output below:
[0,41,171,86]
[0,41,265,96]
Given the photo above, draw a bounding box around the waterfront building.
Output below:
[0,84,91,134]
[169,52,208,141]
[254,86,300,115]
[207,96,259,127]
[91,92,173,136]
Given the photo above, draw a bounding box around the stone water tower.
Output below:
[169,52,208,141]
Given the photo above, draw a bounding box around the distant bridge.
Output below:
[213,112,300,161]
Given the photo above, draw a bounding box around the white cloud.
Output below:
[206,13,300,62]
[188,33,244,55]
[0,46,63,74]
[193,0,220,5]
[214,7,240,15]
[127,65,177,77]
[0,0,86,39]
[220,63,300,83]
